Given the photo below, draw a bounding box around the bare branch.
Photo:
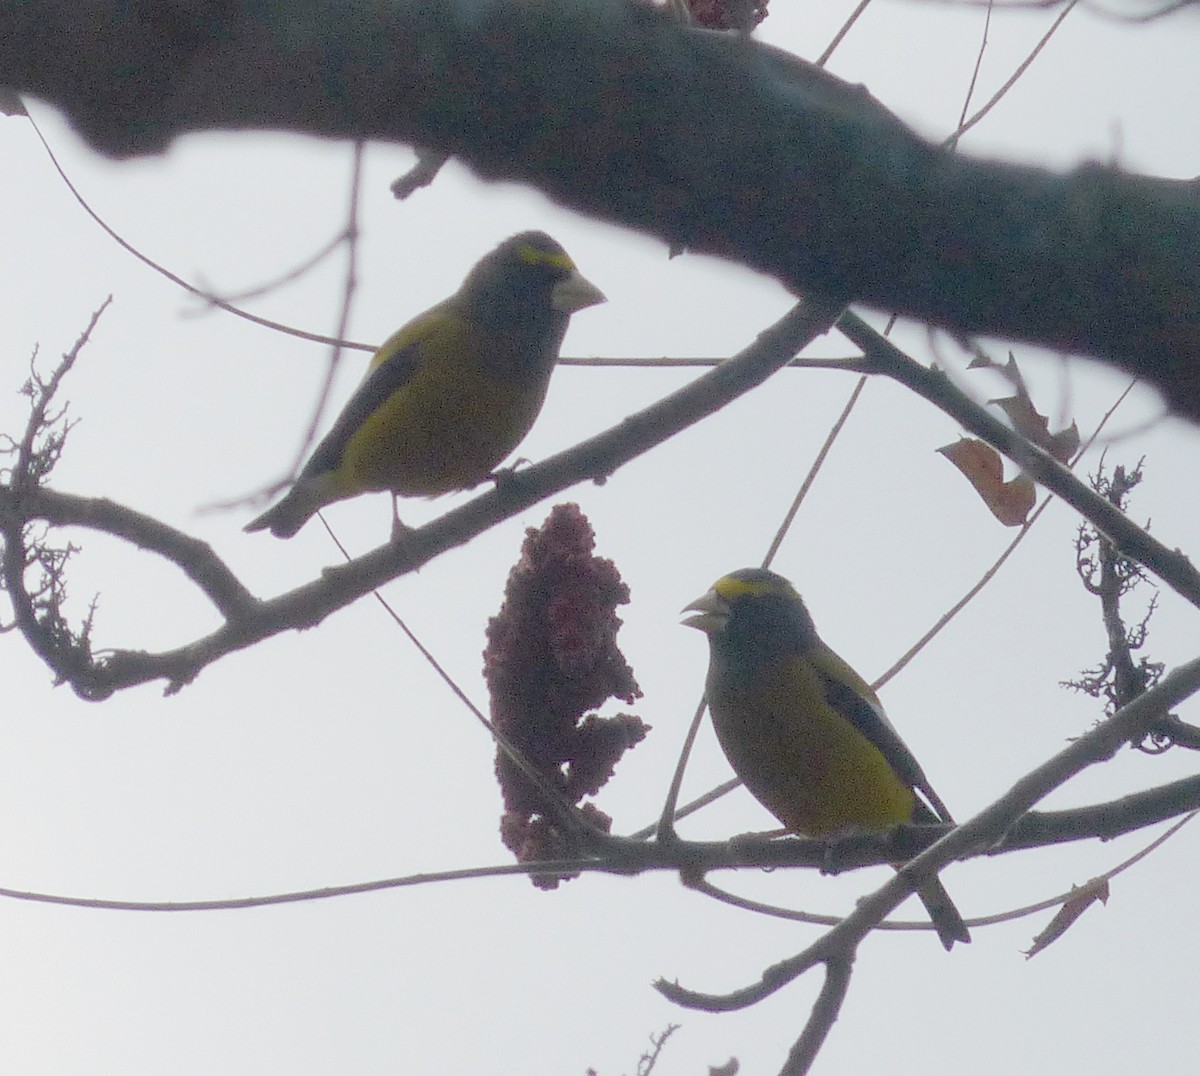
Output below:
[1,767,1199,926]
[22,113,376,355]
[780,957,853,1076]
[836,313,1200,609]
[2,304,112,684]
[2,485,256,618]
[1,295,842,696]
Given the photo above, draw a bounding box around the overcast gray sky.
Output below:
[2,3,1199,1073]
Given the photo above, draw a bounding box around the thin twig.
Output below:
[24,110,375,353]
[314,513,607,845]
[837,313,1200,609]
[946,0,994,151]
[781,957,854,1076]
[655,699,709,842]
[815,0,874,67]
[280,141,366,493]
[762,375,867,568]
[970,808,1199,927]
[951,0,1080,144]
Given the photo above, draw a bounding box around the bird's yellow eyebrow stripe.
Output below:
[714,575,783,600]
[518,243,575,271]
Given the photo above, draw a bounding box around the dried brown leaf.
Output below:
[938,438,1036,526]
[1024,878,1110,958]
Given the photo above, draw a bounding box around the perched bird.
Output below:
[245,231,605,538]
[682,568,970,950]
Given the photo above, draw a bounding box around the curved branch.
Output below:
[1,0,1197,417]
[2,296,841,697]
[0,487,257,620]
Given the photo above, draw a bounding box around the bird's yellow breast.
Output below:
[335,324,551,498]
[707,653,915,837]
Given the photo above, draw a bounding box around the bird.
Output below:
[245,231,605,538]
[682,567,970,950]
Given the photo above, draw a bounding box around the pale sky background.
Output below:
[2,2,1199,1073]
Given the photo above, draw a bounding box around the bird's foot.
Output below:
[390,495,414,543]
[489,458,531,492]
[728,827,789,854]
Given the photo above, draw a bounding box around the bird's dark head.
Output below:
[682,567,818,657]
[462,231,605,331]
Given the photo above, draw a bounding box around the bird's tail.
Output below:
[917,875,971,951]
[243,489,316,539]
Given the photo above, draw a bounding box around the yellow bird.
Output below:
[245,231,605,538]
[683,567,970,950]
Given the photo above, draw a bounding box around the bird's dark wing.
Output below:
[811,643,954,823]
[298,326,429,480]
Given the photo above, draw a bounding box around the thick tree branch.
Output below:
[1,0,1198,418]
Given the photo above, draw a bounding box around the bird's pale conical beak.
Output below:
[680,588,729,634]
[551,270,607,314]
